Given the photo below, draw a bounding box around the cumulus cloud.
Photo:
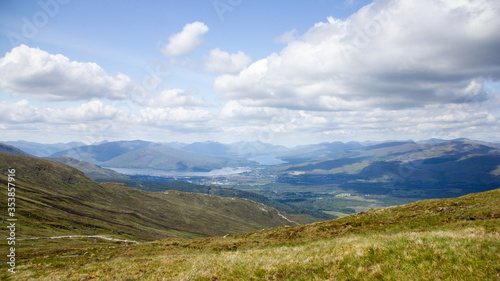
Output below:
[0,45,136,101]
[204,48,251,74]
[50,100,122,122]
[162,22,209,57]
[214,0,500,111]
[213,98,498,145]
[146,89,208,107]
[0,100,124,124]
[0,100,44,123]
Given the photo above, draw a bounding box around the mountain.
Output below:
[228,141,290,156]
[179,141,290,158]
[465,139,500,149]
[50,140,254,172]
[180,141,231,156]
[4,140,85,157]
[0,153,296,242]
[102,143,252,171]
[280,141,363,162]
[46,156,132,183]
[0,142,134,183]
[280,140,500,199]
[5,188,499,280]
[0,143,32,156]
[50,140,152,163]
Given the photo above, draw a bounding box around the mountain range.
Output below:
[49,140,257,172]
[278,140,500,198]
[2,138,499,207]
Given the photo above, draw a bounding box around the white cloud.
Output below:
[162,22,209,57]
[145,89,208,107]
[0,45,136,101]
[0,100,44,123]
[213,98,498,145]
[0,100,124,124]
[204,48,251,74]
[214,0,500,111]
[50,100,122,122]
[0,99,215,139]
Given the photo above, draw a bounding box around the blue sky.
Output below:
[0,0,499,146]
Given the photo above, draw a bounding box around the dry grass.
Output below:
[3,188,499,280]
[5,225,499,280]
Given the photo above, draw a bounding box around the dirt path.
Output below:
[17,235,139,244]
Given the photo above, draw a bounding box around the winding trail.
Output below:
[17,235,139,244]
[277,211,299,225]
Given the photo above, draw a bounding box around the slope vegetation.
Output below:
[3,189,499,280]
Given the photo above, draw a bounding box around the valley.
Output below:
[3,138,500,221]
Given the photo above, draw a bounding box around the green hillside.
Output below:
[3,188,498,280]
[132,180,332,223]
[0,153,295,242]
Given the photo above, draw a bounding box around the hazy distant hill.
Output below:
[227,141,290,156]
[180,141,231,156]
[0,143,32,156]
[0,153,296,241]
[179,141,290,158]
[46,156,132,183]
[50,140,152,163]
[280,138,500,163]
[50,140,255,172]
[280,141,363,162]
[4,140,85,157]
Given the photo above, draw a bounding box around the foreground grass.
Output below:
[3,189,499,280]
[5,225,499,280]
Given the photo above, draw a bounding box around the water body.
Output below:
[105,167,251,177]
[248,155,287,165]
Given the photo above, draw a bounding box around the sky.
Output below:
[0,0,499,147]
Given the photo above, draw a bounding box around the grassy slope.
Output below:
[3,189,499,280]
[133,180,332,223]
[0,153,295,242]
